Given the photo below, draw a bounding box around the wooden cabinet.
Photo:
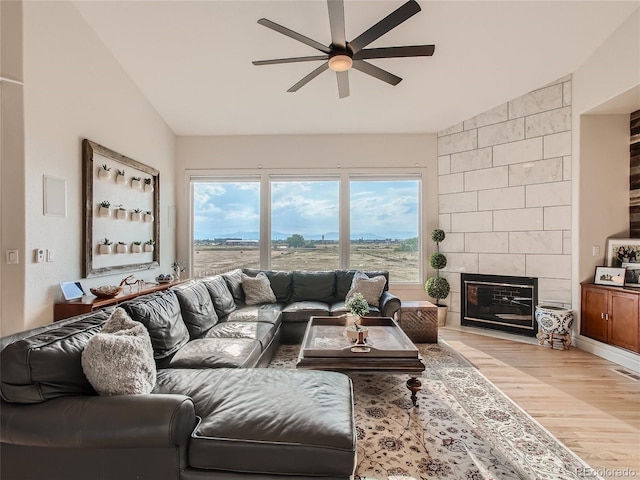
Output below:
[581,283,640,353]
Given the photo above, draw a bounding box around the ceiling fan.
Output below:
[252,0,435,99]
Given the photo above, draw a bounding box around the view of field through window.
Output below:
[192,178,420,282]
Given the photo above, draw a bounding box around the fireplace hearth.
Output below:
[461,273,538,337]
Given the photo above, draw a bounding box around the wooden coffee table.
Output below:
[297,316,426,406]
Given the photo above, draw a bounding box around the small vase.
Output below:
[116,209,127,220]
[144,244,154,253]
[98,206,111,218]
[98,169,111,181]
[116,244,127,254]
[98,244,111,254]
[173,269,181,282]
[144,183,154,193]
[143,213,154,223]
[345,325,368,342]
[131,244,142,253]
[131,179,142,190]
[116,174,126,185]
[131,212,142,222]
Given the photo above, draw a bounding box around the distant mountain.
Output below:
[195,231,417,241]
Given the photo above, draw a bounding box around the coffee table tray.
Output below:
[300,316,420,358]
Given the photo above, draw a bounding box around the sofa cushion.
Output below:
[222,305,283,327]
[201,275,236,317]
[346,270,387,306]
[81,308,156,395]
[243,269,292,303]
[0,310,112,403]
[282,301,330,323]
[165,338,262,369]
[335,269,390,300]
[222,268,245,304]
[291,271,335,303]
[204,321,277,350]
[241,272,277,305]
[122,291,190,360]
[153,368,356,477]
[171,281,218,338]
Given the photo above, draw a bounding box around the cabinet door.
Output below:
[581,287,608,343]
[609,291,640,353]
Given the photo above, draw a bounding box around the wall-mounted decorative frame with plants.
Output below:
[83,139,159,277]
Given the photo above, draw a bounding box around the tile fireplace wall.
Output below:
[437,76,572,328]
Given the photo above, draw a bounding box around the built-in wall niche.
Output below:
[82,139,160,277]
[630,109,640,237]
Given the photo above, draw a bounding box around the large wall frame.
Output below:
[83,139,160,277]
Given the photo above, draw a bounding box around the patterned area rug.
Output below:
[269,342,601,480]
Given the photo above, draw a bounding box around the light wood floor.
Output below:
[439,328,640,480]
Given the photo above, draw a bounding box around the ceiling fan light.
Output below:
[328,54,353,72]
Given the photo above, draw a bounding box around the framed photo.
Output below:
[594,266,626,287]
[623,262,640,287]
[60,281,85,300]
[606,238,640,267]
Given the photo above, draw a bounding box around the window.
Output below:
[192,180,260,277]
[350,179,420,282]
[271,179,340,270]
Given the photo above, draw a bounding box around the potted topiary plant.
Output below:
[344,292,370,342]
[425,228,450,326]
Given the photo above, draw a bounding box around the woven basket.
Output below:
[399,307,438,343]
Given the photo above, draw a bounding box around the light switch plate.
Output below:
[6,250,19,264]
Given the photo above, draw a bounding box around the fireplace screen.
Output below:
[461,274,538,337]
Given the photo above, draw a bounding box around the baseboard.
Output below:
[442,324,538,345]
[573,335,640,373]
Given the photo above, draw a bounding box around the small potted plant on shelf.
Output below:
[344,292,370,342]
[143,178,154,192]
[98,200,111,218]
[98,163,112,180]
[131,241,143,253]
[116,169,126,185]
[131,208,143,222]
[115,204,127,220]
[144,239,155,252]
[131,176,142,189]
[171,261,185,281]
[143,210,154,223]
[98,238,112,254]
[425,228,450,326]
[116,241,127,254]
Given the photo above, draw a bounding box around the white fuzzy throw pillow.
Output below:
[346,271,387,306]
[242,272,277,305]
[81,307,156,395]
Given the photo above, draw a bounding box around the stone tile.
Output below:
[439,191,477,213]
[543,205,571,230]
[439,173,464,194]
[465,166,509,191]
[439,214,451,233]
[439,122,464,137]
[442,252,479,273]
[451,147,493,173]
[478,253,526,276]
[440,232,465,253]
[563,230,571,255]
[494,208,544,231]
[478,118,525,148]
[478,186,525,211]
[440,271,461,293]
[447,311,461,327]
[465,232,509,253]
[542,74,572,88]
[449,291,461,314]
[543,131,571,158]
[563,155,571,181]
[509,84,563,119]
[438,155,451,175]
[438,130,477,155]
[493,137,543,166]
[538,278,572,306]
[509,231,563,254]
[525,181,571,207]
[451,211,493,232]
[464,104,508,130]
[563,81,572,106]
[525,106,571,138]
[508,158,563,186]
[526,254,571,279]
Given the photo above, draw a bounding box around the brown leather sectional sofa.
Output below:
[0,269,400,480]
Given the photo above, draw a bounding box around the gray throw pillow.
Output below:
[242,272,277,305]
[223,268,245,304]
[346,270,387,306]
[81,308,156,395]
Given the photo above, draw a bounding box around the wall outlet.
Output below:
[46,249,54,262]
[34,249,45,263]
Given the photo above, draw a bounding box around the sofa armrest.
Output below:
[380,291,401,318]
[1,394,196,449]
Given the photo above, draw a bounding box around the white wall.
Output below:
[0,1,177,333]
[175,134,438,300]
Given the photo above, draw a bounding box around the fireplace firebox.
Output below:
[461,273,538,337]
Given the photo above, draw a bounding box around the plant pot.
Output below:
[116,209,127,220]
[116,174,126,185]
[345,326,369,343]
[131,179,142,189]
[131,244,142,253]
[144,183,154,193]
[116,244,127,254]
[97,169,111,181]
[98,206,111,218]
[535,305,573,334]
[98,244,111,254]
[437,306,448,327]
[131,212,142,222]
[144,244,154,252]
[143,213,154,223]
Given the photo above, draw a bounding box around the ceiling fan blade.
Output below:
[348,0,421,53]
[352,60,402,86]
[327,0,347,49]
[257,18,331,54]
[287,63,330,92]
[354,45,435,60]
[253,55,329,66]
[336,71,350,98]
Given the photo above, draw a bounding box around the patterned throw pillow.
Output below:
[346,270,387,306]
[242,272,277,305]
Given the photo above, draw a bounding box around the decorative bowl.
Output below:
[156,274,174,284]
[90,285,123,298]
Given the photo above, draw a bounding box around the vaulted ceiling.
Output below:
[73,1,639,136]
